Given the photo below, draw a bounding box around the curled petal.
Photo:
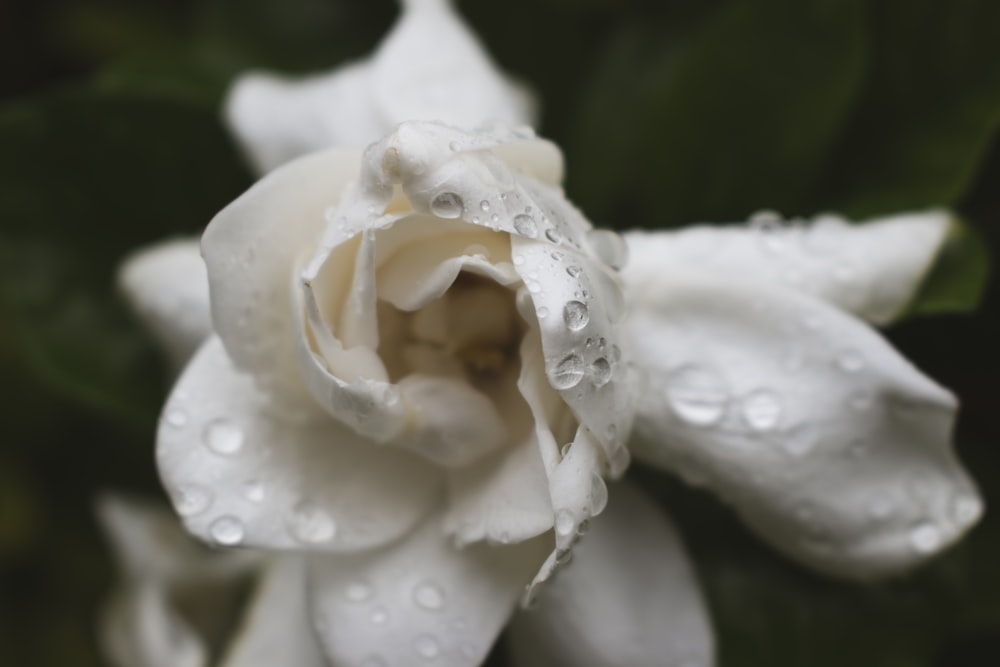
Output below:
[157,337,444,554]
[625,267,981,579]
[623,210,951,325]
[118,239,212,368]
[508,483,714,667]
[308,509,548,667]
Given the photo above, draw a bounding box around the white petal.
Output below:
[157,337,444,553]
[626,267,981,579]
[226,63,385,175]
[308,509,548,667]
[118,239,212,368]
[219,557,327,667]
[508,483,715,667]
[372,0,536,130]
[623,210,951,325]
[202,146,362,400]
[101,584,207,667]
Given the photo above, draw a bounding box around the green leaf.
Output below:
[907,217,990,317]
[818,0,1000,215]
[0,88,252,423]
[568,0,869,229]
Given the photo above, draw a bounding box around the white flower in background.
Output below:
[111,0,982,664]
[225,0,536,175]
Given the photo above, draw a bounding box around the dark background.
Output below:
[1,0,998,665]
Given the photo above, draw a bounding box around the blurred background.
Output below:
[1,0,998,664]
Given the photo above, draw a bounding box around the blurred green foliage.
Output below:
[0,0,998,665]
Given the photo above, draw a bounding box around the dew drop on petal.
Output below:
[549,353,585,390]
[413,581,446,611]
[607,444,631,479]
[344,580,374,603]
[555,509,575,537]
[566,265,583,279]
[665,365,729,426]
[910,521,942,554]
[513,213,538,238]
[742,389,782,432]
[243,480,265,503]
[431,192,463,219]
[562,300,590,332]
[202,418,245,455]
[289,501,337,544]
[480,200,491,212]
[836,349,864,373]
[545,227,562,244]
[591,357,612,387]
[590,473,609,516]
[164,408,188,428]
[413,634,440,660]
[209,515,245,546]
[536,306,549,319]
[174,483,212,517]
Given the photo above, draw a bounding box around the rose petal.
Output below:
[202,147,362,399]
[625,267,981,579]
[308,509,548,667]
[101,584,207,667]
[157,337,444,554]
[118,238,212,368]
[508,483,715,667]
[623,210,951,325]
[219,557,327,667]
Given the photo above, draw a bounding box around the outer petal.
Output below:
[508,483,714,667]
[625,267,981,579]
[119,239,212,368]
[202,146,361,398]
[157,337,444,554]
[101,584,207,667]
[623,210,951,325]
[308,509,548,667]
[219,557,327,667]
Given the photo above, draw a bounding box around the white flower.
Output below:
[225,0,536,175]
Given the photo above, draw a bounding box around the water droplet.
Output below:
[560,442,573,458]
[164,408,188,428]
[173,484,212,516]
[742,389,782,432]
[448,141,461,152]
[344,580,373,603]
[513,254,525,266]
[370,606,389,624]
[513,214,538,237]
[591,357,612,387]
[480,200,491,212]
[545,227,562,243]
[665,365,729,426]
[431,192,463,219]
[243,480,265,503]
[566,265,583,279]
[590,473,608,515]
[202,418,244,455]
[413,581,446,611]
[413,634,440,660]
[868,494,894,520]
[562,300,590,332]
[836,350,864,373]
[607,444,630,478]
[289,501,336,544]
[555,510,575,538]
[910,521,941,553]
[550,353,585,390]
[587,229,628,269]
[209,515,245,546]
[953,495,982,524]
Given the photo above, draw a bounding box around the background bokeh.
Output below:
[1,0,998,665]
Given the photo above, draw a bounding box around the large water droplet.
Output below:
[431,192,463,219]
[289,501,336,544]
[413,581,446,611]
[545,227,562,244]
[174,483,212,516]
[563,301,589,331]
[203,418,244,455]
[550,353,585,390]
[413,634,440,660]
[590,473,608,515]
[513,214,538,238]
[587,229,628,270]
[591,357,612,387]
[909,521,942,553]
[566,265,583,279]
[209,515,245,546]
[742,389,782,432]
[665,365,729,426]
[344,580,373,603]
